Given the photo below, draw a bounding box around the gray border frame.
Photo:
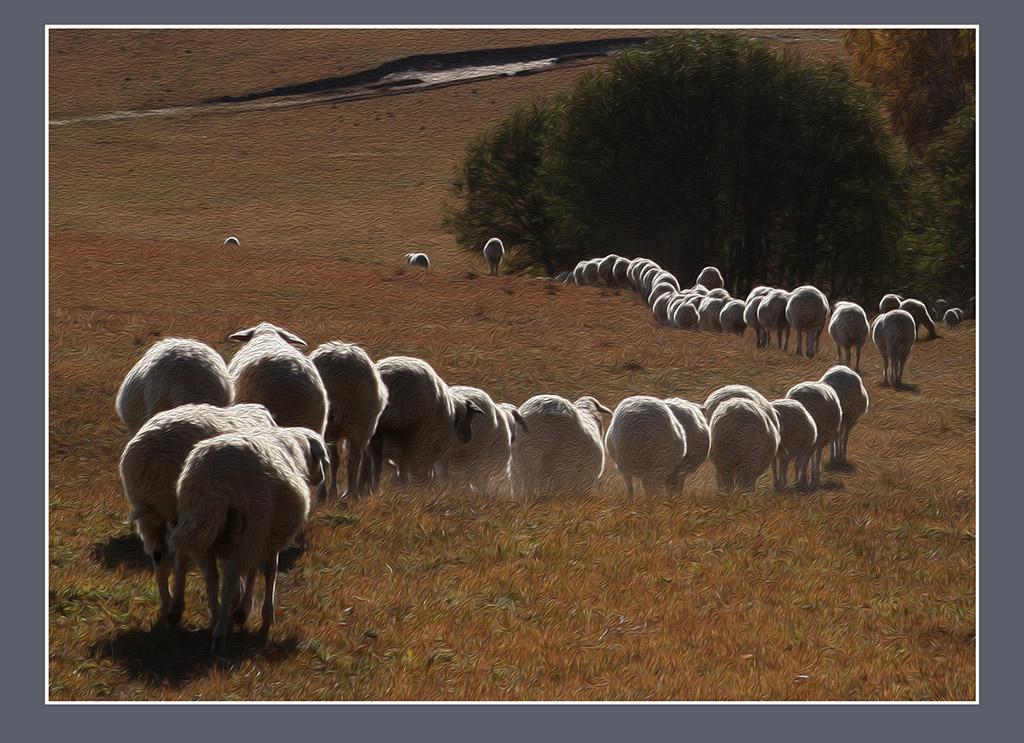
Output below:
[31,0,1010,739]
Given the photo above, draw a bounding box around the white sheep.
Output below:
[785,285,830,358]
[116,337,233,436]
[308,341,388,500]
[702,384,779,430]
[757,289,791,351]
[445,386,524,494]
[223,236,241,246]
[663,397,711,490]
[878,293,903,313]
[697,296,728,332]
[483,238,505,276]
[370,356,482,488]
[169,426,330,648]
[943,308,964,328]
[670,300,699,330]
[785,381,843,489]
[650,291,677,327]
[898,298,939,340]
[610,256,632,289]
[932,297,951,317]
[573,258,601,286]
[626,258,659,292]
[827,301,870,371]
[871,309,917,387]
[227,323,329,435]
[605,396,688,497]
[708,397,779,492]
[596,254,624,288]
[119,403,278,625]
[743,292,769,348]
[695,266,725,290]
[405,252,430,268]
[769,398,818,491]
[509,394,612,497]
[818,365,869,469]
[719,299,747,336]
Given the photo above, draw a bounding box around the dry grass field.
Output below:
[48,28,974,701]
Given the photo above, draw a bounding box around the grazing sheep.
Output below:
[695,266,724,290]
[757,289,791,351]
[483,238,505,276]
[932,297,951,317]
[818,365,869,468]
[898,298,939,340]
[626,258,659,292]
[596,254,624,288]
[170,426,330,649]
[445,386,522,494]
[610,256,631,289]
[703,384,778,428]
[119,403,277,625]
[223,236,240,246]
[650,291,677,327]
[872,309,917,387]
[785,382,843,489]
[116,338,233,436]
[786,285,830,358]
[370,356,482,488]
[944,308,964,328]
[879,293,903,313]
[697,296,728,332]
[670,300,699,330]
[309,341,388,500]
[769,399,818,490]
[719,299,747,336]
[573,259,601,286]
[663,398,711,490]
[743,292,769,349]
[509,394,612,497]
[708,398,779,492]
[605,396,688,497]
[648,279,678,306]
[405,252,430,268]
[827,301,870,371]
[227,323,328,435]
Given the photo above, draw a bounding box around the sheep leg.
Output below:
[199,550,220,628]
[166,551,189,626]
[855,345,862,372]
[259,557,279,642]
[152,543,174,622]
[326,442,342,500]
[233,566,258,629]
[344,443,362,500]
[213,562,242,650]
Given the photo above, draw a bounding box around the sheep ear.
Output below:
[275,328,308,347]
[512,410,529,434]
[595,401,613,415]
[454,400,483,444]
[228,327,256,342]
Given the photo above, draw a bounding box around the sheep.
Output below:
[697,296,728,332]
[169,426,330,649]
[445,386,523,494]
[119,403,278,625]
[405,252,430,268]
[223,236,240,246]
[719,299,747,336]
[309,341,388,500]
[932,297,951,317]
[784,381,843,489]
[650,291,677,327]
[116,338,233,436]
[369,356,482,488]
[757,289,791,350]
[670,300,699,330]
[611,256,632,289]
[769,399,818,491]
[744,293,769,348]
[643,270,679,302]
[227,323,329,435]
[878,293,903,313]
[573,259,600,286]
[818,365,869,469]
[626,258,659,292]
[786,285,830,358]
[706,288,732,300]
[596,254,624,288]
[663,398,711,490]
[509,394,612,497]
[944,308,964,328]
[827,301,870,371]
[483,238,505,276]
[708,398,779,492]
[898,298,939,340]
[703,384,779,429]
[695,266,724,290]
[872,309,917,387]
[605,396,688,497]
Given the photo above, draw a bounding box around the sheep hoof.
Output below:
[164,609,182,627]
[232,609,248,629]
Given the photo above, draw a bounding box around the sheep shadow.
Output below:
[91,530,150,572]
[92,624,301,689]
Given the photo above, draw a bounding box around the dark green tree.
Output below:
[445,32,910,302]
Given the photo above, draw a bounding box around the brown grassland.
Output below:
[48,28,975,701]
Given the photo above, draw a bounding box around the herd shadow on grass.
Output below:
[92,624,301,689]
[91,530,308,573]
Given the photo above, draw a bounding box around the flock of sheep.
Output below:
[114,240,968,648]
